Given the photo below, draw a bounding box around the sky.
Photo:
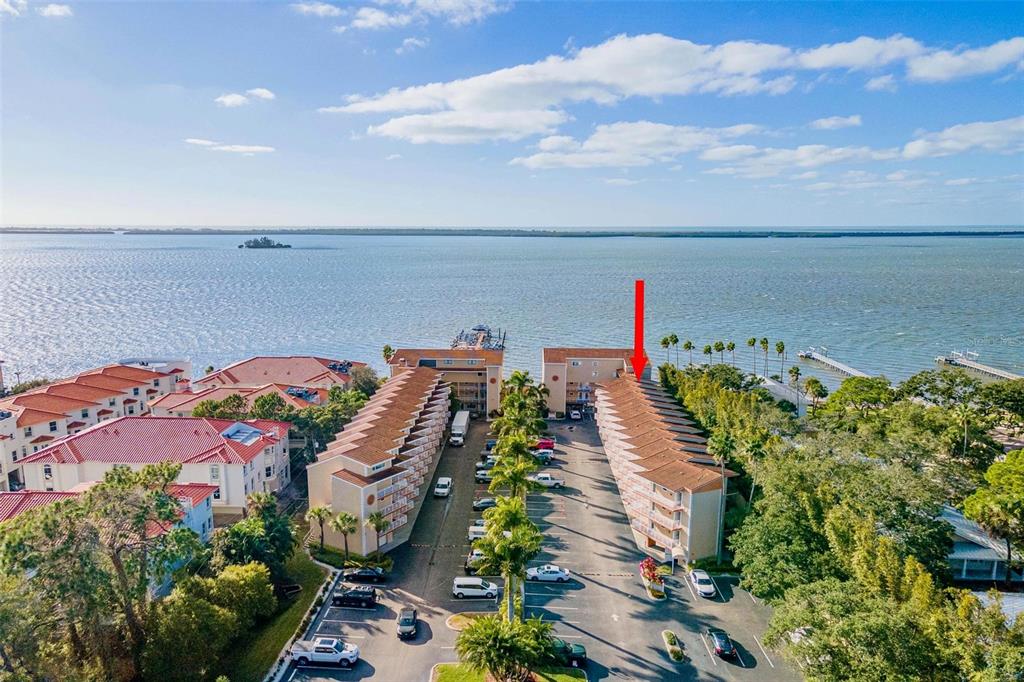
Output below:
[2,0,1023,228]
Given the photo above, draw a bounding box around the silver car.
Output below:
[689,569,717,598]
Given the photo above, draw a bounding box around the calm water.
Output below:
[1,232,1022,388]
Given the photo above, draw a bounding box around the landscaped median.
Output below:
[661,630,685,662]
[432,663,587,682]
[639,557,667,600]
[446,611,495,631]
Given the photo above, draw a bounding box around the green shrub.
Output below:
[670,647,683,662]
[666,632,677,646]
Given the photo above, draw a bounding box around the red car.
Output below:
[533,438,555,450]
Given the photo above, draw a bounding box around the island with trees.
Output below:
[238,236,291,249]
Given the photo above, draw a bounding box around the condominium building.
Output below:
[307,367,449,555]
[150,383,330,417]
[0,359,191,491]
[542,348,649,416]
[16,416,290,510]
[388,349,502,416]
[196,356,365,390]
[594,375,735,563]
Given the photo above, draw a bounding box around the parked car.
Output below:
[290,637,360,668]
[475,470,494,483]
[342,567,387,584]
[452,576,498,599]
[467,525,488,542]
[485,439,498,451]
[528,473,565,488]
[396,607,418,640]
[470,518,488,527]
[526,564,570,582]
[533,438,555,450]
[707,628,736,658]
[332,585,378,608]
[569,409,582,420]
[551,637,587,668]
[689,569,717,598]
[532,449,554,464]
[475,459,497,471]
[472,497,497,511]
[464,548,486,574]
[433,476,453,498]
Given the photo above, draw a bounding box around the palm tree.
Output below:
[953,402,975,461]
[682,340,694,366]
[489,458,538,499]
[305,505,332,552]
[803,377,828,412]
[660,336,671,365]
[455,614,551,680]
[707,429,735,564]
[365,511,391,558]
[714,340,725,364]
[747,337,757,375]
[788,366,802,412]
[669,333,679,366]
[329,511,359,565]
[474,524,544,622]
[726,341,736,366]
[491,396,546,440]
[483,495,534,533]
[776,341,786,376]
[382,344,395,363]
[703,344,713,366]
[492,432,535,465]
[760,338,770,377]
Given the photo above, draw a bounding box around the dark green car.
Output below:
[551,637,587,668]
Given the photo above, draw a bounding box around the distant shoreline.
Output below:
[2,227,1022,239]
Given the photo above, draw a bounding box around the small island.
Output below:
[239,236,292,249]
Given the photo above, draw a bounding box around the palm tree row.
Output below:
[305,506,388,565]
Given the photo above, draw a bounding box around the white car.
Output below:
[470,518,488,527]
[528,473,565,488]
[433,477,453,498]
[569,409,582,420]
[290,637,360,667]
[526,564,570,582]
[690,569,717,598]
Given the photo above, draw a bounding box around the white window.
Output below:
[48,421,58,432]
[443,359,454,366]
[81,408,89,418]
[23,426,32,437]
[265,466,273,478]
[152,379,160,387]
[108,398,116,407]
[571,360,582,367]
[127,406,135,415]
[133,387,140,396]
[213,487,221,500]
[210,464,220,481]
[43,464,53,479]
[466,359,478,366]
[371,462,387,472]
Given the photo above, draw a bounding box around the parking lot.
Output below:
[290,419,798,682]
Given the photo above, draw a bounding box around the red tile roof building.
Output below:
[307,367,450,555]
[195,356,364,390]
[541,347,650,416]
[388,349,503,416]
[150,383,330,417]
[0,359,190,492]
[17,416,289,511]
[594,375,735,563]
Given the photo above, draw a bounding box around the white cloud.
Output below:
[385,0,509,26]
[805,181,839,191]
[246,88,276,100]
[396,37,428,54]
[865,74,898,92]
[810,114,862,130]
[215,93,250,107]
[604,178,641,186]
[945,177,978,186]
[511,121,760,169]
[902,116,1024,159]
[709,144,899,178]
[184,138,274,154]
[699,145,759,161]
[791,171,818,180]
[368,109,569,144]
[37,4,72,17]
[796,35,924,70]
[291,2,343,17]
[907,37,1024,82]
[0,0,27,16]
[385,153,403,160]
[349,6,412,29]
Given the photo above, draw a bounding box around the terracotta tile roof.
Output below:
[542,348,640,365]
[30,435,55,444]
[332,467,404,487]
[388,348,504,367]
[0,483,217,525]
[637,460,726,493]
[75,374,146,391]
[43,383,121,401]
[97,409,114,416]
[94,365,169,382]
[66,421,87,429]
[18,417,289,466]
[10,408,67,428]
[2,392,98,413]
[196,356,364,388]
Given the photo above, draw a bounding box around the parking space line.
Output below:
[524,604,578,610]
[700,634,718,666]
[709,575,725,603]
[682,573,697,600]
[288,669,297,682]
[320,619,370,624]
[754,635,775,668]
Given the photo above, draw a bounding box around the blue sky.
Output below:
[2,1,1022,227]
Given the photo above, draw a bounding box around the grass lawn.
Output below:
[445,611,495,631]
[433,663,586,682]
[216,551,328,682]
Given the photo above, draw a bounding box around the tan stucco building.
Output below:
[388,349,503,417]
[542,348,648,416]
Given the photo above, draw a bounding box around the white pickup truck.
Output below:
[290,637,360,667]
[528,473,565,488]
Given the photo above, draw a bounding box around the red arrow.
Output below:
[630,279,647,378]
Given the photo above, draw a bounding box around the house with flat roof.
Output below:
[542,348,649,416]
[196,356,364,391]
[388,349,502,416]
[594,374,734,562]
[0,359,190,491]
[16,416,289,511]
[307,366,449,555]
[942,505,1023,583]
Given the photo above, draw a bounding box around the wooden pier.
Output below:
[796,347,868,378]
[936,351,1021,382]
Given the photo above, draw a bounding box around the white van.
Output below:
[433,477,452,498]
[452,577,498,599]
[467,525,488,542]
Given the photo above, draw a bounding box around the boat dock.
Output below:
[796,347,868,378]
[936,351,1021,382]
